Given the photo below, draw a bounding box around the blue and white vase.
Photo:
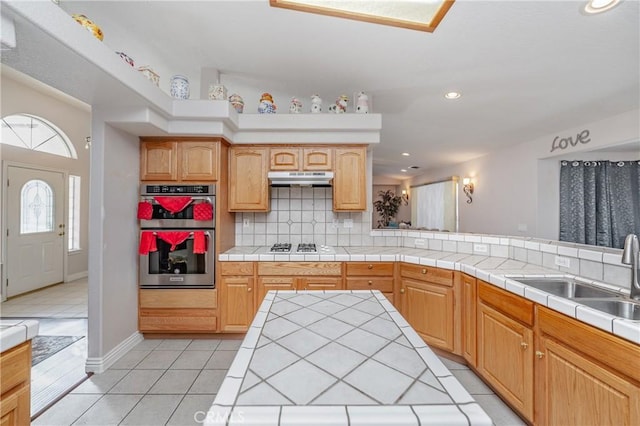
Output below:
[170,75,190,99]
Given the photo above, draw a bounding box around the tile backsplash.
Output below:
[235,187,373,247]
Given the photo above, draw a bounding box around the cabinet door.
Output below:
[181,141,218,181]
[257,277,295,307]
[477,301,534,421]
[229,147,270,211]
[270,148,300,170]
[537,336,639,426]
[140,141,178,181]
[303,148,332,170]
[220,277,255,332]
[462,274,477,366]
[333,147,366,211]
[299,276,343,291]
[401,278,454,351]
[0,385,29,426]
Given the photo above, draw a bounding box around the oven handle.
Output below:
[145,231,212,237]
[141,196,214,203]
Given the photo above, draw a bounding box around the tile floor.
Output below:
[0,278,88,318]
[33,338,526,426]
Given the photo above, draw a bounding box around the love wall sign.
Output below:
[550,129,591,152]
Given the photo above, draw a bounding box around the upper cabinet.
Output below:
[333,147,367,211]
[140,138,218,182]
[269,147,332,171]
[228,147,270,211]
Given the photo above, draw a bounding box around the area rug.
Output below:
[31,335,84,366]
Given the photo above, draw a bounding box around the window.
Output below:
[21,180,54,234]
[1,113,77,159]
[68,175,81,251]
[411,179,459,232]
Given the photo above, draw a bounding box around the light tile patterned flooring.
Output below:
[0,278,88,318]
[33,338,526,426]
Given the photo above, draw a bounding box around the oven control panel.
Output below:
[142,185,214,195]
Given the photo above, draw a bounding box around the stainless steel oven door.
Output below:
[139,196,215,229]
[139,231,215,288]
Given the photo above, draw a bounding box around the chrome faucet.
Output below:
[622,234,640,300]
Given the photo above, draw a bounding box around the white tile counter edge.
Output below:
[0,319,39,352]
[219,246,640,345]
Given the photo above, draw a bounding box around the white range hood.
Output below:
[267,171,334,186]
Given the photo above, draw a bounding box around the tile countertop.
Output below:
[205,290,493,426]
[0,319,39,352]
[219,246,640,345]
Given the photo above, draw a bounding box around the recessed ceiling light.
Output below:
[444,92,461,100]
[401,169,407,172]
[584,0,620,14]
[401,152,410,156]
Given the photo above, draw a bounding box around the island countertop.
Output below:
[205,290,492,425]
[0,319,39,352]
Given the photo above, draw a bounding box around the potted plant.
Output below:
[373,189,403,228]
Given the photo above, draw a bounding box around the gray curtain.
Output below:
[559,160,640,249]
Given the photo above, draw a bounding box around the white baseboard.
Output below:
[85,331,143,373]
[66,271,88,282]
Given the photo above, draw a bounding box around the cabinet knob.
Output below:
[368,280,373,285]
[367,264,373,269]
[247,287,252,292]
[536,351,544,359]
[520,342,528,350]
[400,288,405,294]
[421,268,427,274]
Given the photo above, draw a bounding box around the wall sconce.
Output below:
[462,178,474,204]
[84,136,91,150]
[401,189,409,205]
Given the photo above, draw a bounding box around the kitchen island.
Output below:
[205,290,492,425]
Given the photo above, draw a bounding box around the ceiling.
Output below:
[9,1,640,179]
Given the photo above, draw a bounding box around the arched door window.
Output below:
[1,113,77,159]
[21,180,54,234]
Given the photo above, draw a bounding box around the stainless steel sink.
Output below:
[577,299,640,320]
[514,278,619,299]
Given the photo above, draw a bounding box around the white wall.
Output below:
[87,114,139,360]
[409,109,640,240]
[0,72,90,281]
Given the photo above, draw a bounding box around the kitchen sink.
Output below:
[514,278,619,299]
[576,299,640,321]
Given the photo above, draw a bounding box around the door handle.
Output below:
[58,232,65,236]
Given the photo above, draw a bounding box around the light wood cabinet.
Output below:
[228,147,270,211]
[140,139,218,182]
[220,262,256,332]
[400,263,456,352]
[333,147,367,211]
[270,148,300,170]
[138,289,218,332]
[461,273,477,366]
[477,282,534,422]
[536,306,640,426]
[345,262,395,305]
[269,147,333,171]
[303,148,332,170]
[0,341,31,426]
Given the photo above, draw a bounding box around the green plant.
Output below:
[373,189,403,228]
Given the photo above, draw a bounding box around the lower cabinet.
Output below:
[345,262,395,306]
[256,276,343,303]
[220,262,256,333]
[400,263,456,352]
[138,289,218,332]
[0,341,31,426]
[461,273,477,366]
[536,306,640,425]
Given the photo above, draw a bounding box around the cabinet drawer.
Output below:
[0,341,30,395]
[478,281,534,326]
[346,277,394,292]
[139,309,217,332]
[400,263,453,286]
[258,262,342,276]
[220,262,254,276]
[346,262,394,276]
[139,289,217,309]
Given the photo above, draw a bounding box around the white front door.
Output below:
[6,166,65,297]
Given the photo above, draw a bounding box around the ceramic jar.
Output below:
[170,75,190,99]
[72,14,103,41]
[289,97,303,114]
[258,93,276,114]
[116,51,135,67]
[229,94,244,113]
[356,91,369,114]
[208,84,227,101]
[310,95,322,113]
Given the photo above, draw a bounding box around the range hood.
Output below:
[268,171,334,186]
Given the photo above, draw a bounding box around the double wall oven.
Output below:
[138,184,215,289]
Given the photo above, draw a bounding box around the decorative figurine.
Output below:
[310,94,323,113]
[170,75,190,99]
[71,14,104,41]
[329,94,349,113]
[356,91,369,114]
[289,97,303,114]
[137,66,160,86]
[258,92,277,114]
[208,84,227,101]
[229,93,244,113]
[116,51,135,67]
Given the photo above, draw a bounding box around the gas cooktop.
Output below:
[268,243,333,254]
